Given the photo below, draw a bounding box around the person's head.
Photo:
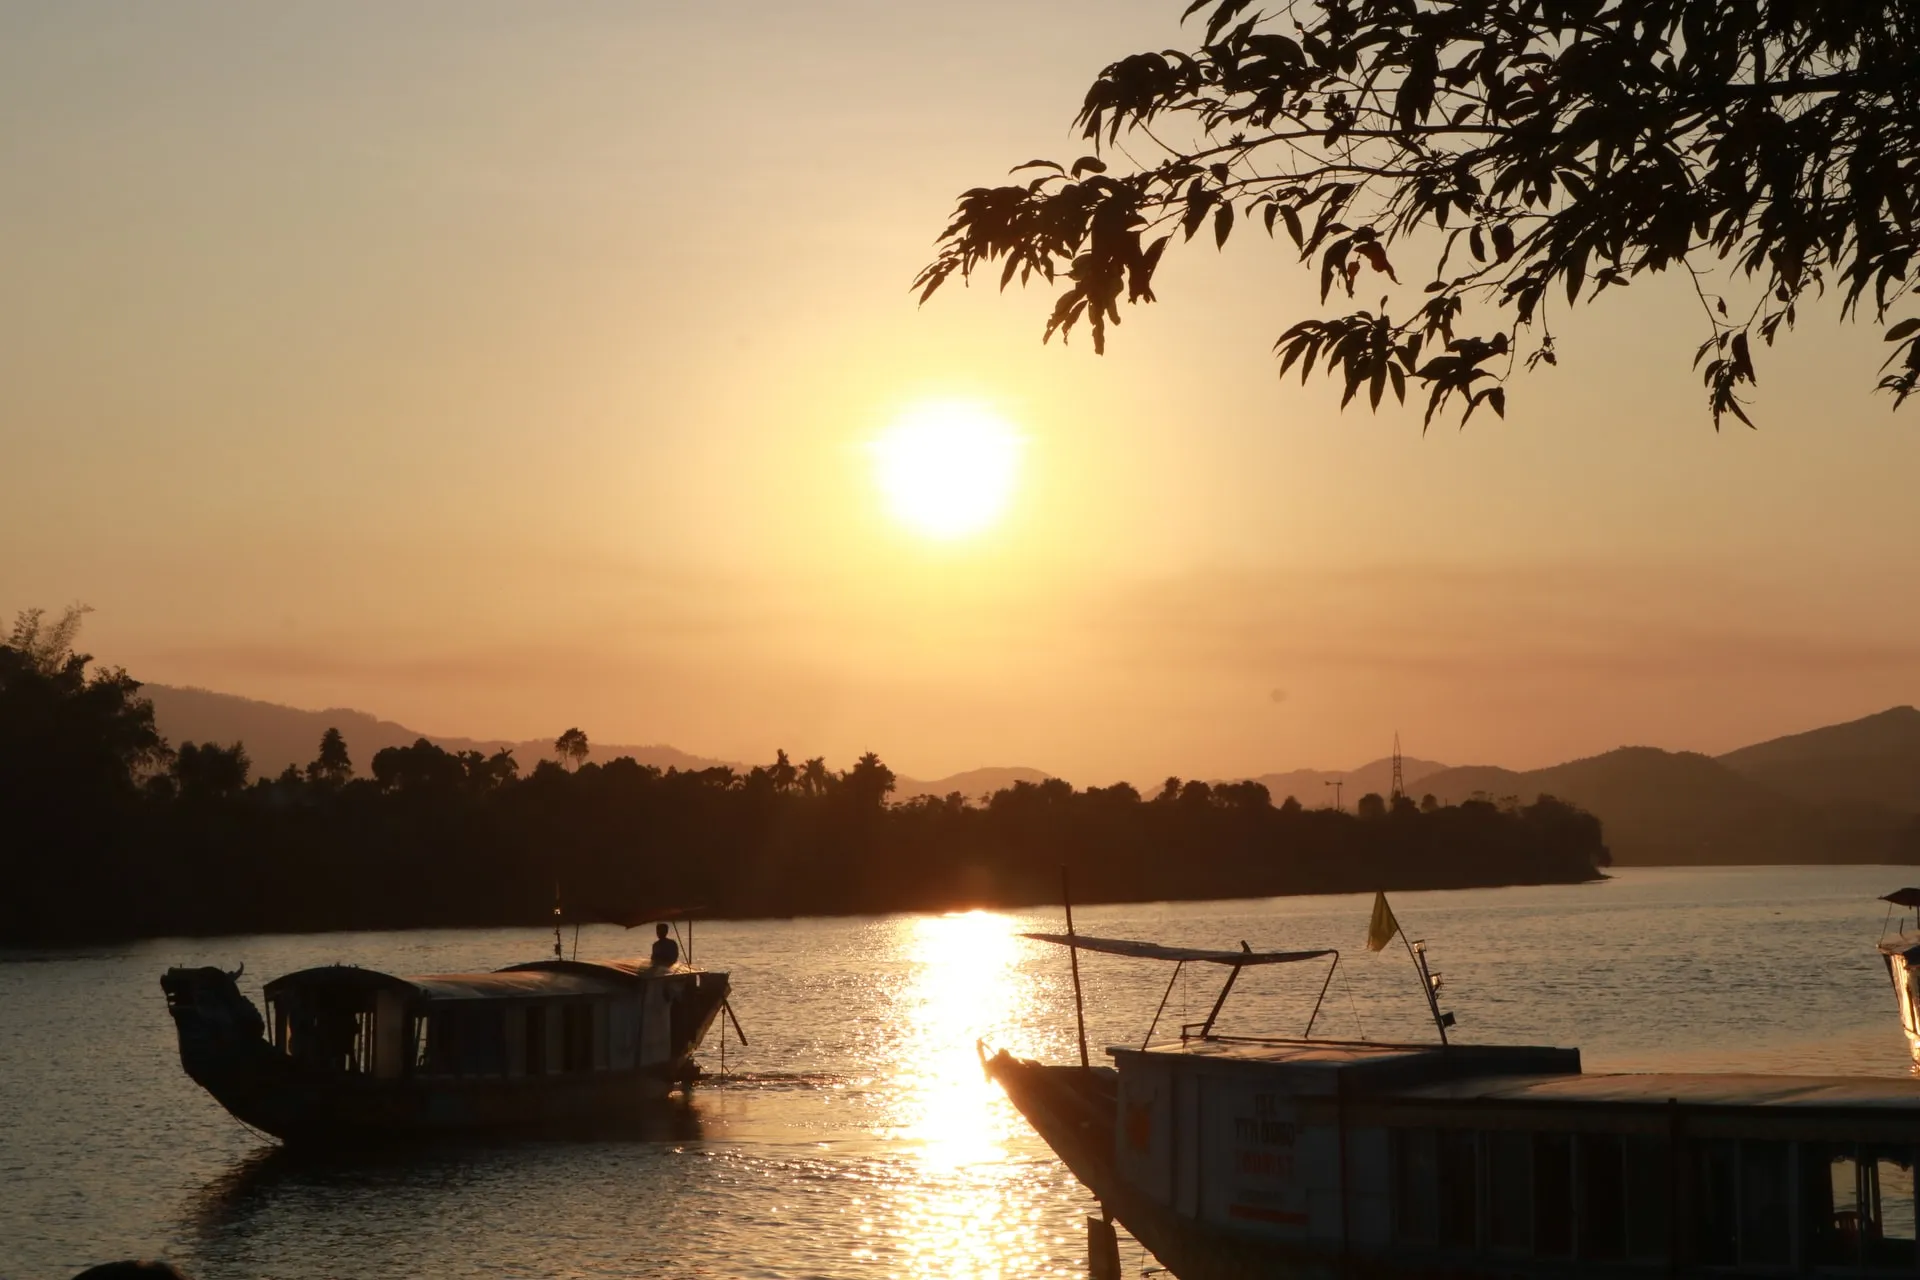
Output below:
[656,923,670,939]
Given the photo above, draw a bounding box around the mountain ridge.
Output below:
[141,684,1048,804]
[141,683,1919,865]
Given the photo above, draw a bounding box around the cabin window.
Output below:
[420,1006,507,1076]
[1580,1133,1627,1259]
[1623,1134,1671,1260]
[525,1005,548,1075]
[1487,1130,1531,1253]
[1533,1132,1574,1257]
[1879,1153,1918,1266]
[1692,1138,1792,1267]
[282,997,375,1074]
[1393,1128,1439,1245]
[1396,1126,1676,1263]
[1695,1139,1740,1265]
[1438,1129,1479,1249]
[1740,1140,1792,1266]
[562,1003,594,1072]
[1807,1143,1917,1269]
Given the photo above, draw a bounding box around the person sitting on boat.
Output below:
[650,923,679,968]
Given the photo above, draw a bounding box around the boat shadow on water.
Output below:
[185,1101,709,1239]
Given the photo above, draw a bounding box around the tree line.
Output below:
[0,607,1609,945]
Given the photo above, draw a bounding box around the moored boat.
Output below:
[987,896,1920,1278]
[161,947,732,1145]
[1880,888,1920,1067]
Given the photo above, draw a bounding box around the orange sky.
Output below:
[2,2,1916,783]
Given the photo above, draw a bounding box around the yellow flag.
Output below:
[1366,891,1400,952]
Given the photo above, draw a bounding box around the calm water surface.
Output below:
[3,865,1916,1278]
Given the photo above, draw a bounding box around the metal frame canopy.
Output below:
[1020,933,1333,966]
[1021,932,1343,1045]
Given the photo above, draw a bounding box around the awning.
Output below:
[1020,933,1335,966]
[582,904,706,929]
[1884,889,1920,908]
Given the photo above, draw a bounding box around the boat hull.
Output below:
[1884,946,1920,1067]
[163,965,728,1145]
[987,1050,1592,1280]
[989,1051,1366,1280]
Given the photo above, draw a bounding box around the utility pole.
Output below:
[1324,778,1344,812]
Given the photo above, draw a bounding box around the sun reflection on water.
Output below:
[877,910,1071,1278]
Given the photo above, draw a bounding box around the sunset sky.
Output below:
[3,1,1916,784]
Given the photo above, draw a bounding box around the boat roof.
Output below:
[1022,933,1336,966]
[1115,1038,1920,1113]
[263,958,683,1002]
[1116,1037,1582,1089]
[1394,1071,1920,1111]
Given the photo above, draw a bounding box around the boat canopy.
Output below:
[582,904,706,929]
[264,958,666,1005]
[1886,888,1920,908]
[1020,933,1336,966]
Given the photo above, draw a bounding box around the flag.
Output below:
[1366,891,1400,952]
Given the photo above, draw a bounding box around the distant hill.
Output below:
[892,767,1053,801]
[147,684,744,778]
[142,684,1046,800]
[1419,744,1918,865]
[141,682,1920,866]
[1717,705,1920,812]
[1246,756,1451,806]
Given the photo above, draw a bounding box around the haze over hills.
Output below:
[1410,709,1920,865]
[142,684,1047,805]
[142,683,1919,866]
[1717,705,1920,813]
[1248,757,1452,808]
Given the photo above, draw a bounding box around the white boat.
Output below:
[987,896,1920,1278]
[1879,888,1920,1066]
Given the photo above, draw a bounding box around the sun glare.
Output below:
[871,402,1022,540]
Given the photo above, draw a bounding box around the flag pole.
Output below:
[1370,891,1450,1046]
[1402,930,1449,1046]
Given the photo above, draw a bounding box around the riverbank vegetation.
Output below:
[0,608,1608,945]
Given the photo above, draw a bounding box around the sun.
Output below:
[870,401,1022,540]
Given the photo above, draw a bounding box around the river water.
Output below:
[3,865,1916,1279]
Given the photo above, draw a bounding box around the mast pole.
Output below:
[1063,866,1089,1069]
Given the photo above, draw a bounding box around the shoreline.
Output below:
[2,868,1617,949]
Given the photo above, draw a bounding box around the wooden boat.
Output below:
[161,952,732,1145]
[987,907,1920,1278]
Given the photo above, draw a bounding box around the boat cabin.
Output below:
[1114,1035,1920,1273]
[1015,926,1920,1278]
[261,958,716,1082]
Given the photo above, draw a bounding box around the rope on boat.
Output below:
[223,1108,276,1147]
[1339,959,1367,1041]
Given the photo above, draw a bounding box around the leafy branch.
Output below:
[917,0,1920,427]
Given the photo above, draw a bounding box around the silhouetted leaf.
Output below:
[917,0,1920,427]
